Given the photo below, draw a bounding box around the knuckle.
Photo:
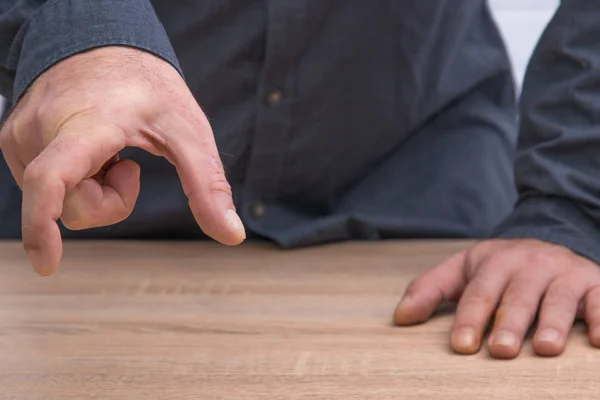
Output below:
[545,280,579,306]
[470,240,491,255]
[0,127,10,148]
[0,112,13,139]
[464,251,481,279]
[464,252,499,281]
[498,290,532,310]
[207,170,232,198]
[461,292,496,309]
[22,162,47,185]
[3,115,26,148]
[34,100,52,123]
[524,250,556,268]
[464,243,502,277]
[209,179,233,198]
[469,239,501,259]
[109,79,162,112]
[462,279,496,308]
[464,250,478,271]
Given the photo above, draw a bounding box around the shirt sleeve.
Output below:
[493,1,600,264]
[0,0,181,103]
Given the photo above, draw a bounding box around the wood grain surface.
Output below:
[0,240,598,399]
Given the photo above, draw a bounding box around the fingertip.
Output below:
[394,296,416,325]
[221,209,246,245]
[192,207,246,246]
[23,223,63,277]
[117,159,141,179]
[27,250,50,276]
[533,328,565,357]
[487,330,521,359]
[393,296,414,325]
[451,327,481,355]
[393,295,434,326]
[395,250,468,326]
[105,159,141,206]
[588,326,600,348]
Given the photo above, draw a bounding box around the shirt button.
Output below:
[265,89,283,106]
[251,202,266,218]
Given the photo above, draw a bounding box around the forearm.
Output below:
[493,1,600,263]
[0,0,180,102]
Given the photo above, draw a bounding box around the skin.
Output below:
[395,239,600,359]
[0,46,246,276]
[1,46,596,360]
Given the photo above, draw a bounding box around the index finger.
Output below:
[394,250,467,325]
[21,126,125,276]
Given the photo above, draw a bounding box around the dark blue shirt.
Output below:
[0,1,598,265]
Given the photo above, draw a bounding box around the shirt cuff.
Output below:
[13,0,181,102]
[492,195,600,265]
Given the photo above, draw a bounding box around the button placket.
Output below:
[241,1,304,233]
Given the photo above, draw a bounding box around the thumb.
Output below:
[394,250,468,325]
[155,116,246,246]
[182,153,245,246]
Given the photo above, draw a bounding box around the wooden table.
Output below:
[0,240,598,399]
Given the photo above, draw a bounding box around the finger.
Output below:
[585,285,600,347]
[21,124,125,276]
[451,261,512,355]
[150,116,245,246]
[90,154,120,185]
[488,268,556,359]
[394,251,467,325]
[533,273,590,356]
[61,159,140,230]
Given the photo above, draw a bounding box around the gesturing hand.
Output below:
[394,239,600,358]
[0,47,246,276]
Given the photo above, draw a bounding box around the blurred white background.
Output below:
[489,0,559,89]
[0,0,560,117]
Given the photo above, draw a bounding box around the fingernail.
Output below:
[27,250,51,277]
[489,330,519,349]
[399,294,412,307]
[393,295,412,323]
[225,209,246,241]
[452,327,477,350]
[537,328,561,344]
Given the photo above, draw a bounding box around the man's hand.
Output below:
[0,47,246,276]
[394,239,600,359]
